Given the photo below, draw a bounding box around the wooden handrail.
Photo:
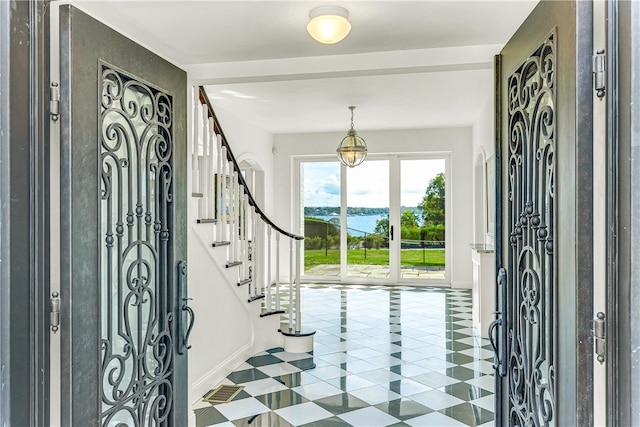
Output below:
[198,86,304,241]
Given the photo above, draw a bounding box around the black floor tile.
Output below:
[246,354,286,367]
[374,398,433,420]
[440,402,494,426]
[227,368,269,384]
[194,406,227,427]
[288,357,317,370]
[231,412,293,427]
[254,390,308,409]
[438,382,493,401]
[313,393,369,415]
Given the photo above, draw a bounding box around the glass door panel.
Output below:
[346,160,389,279]
[400,159,446,280]
[301,161,341,278]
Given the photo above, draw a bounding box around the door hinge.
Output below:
[594,311,606,364]
[593,50,606,99]
[50,82,60,122]
[50,291,60,333]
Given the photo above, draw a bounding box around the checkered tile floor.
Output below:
[194,284,495,426]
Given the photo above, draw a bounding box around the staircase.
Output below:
[187,86,313,403]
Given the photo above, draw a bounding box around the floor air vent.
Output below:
[203,385,244,404]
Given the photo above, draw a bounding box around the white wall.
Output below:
[472,95,495,246]
[212,105,275,213]
[273,127,474,288]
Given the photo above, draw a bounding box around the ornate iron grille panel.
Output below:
[99,63,174,426]
[507,33,556,426]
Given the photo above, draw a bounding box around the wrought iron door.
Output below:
[59,5,188,425]
[492,1,594,426]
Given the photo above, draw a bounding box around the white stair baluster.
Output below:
[295,239,302,333]
[266,226,272,312]
[215,135,223,242]
[288,237,294,332]
[275,232,281,312]
[207,118,216,221]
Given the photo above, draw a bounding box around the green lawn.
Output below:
[304,248,445,270]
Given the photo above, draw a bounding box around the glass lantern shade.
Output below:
[336,129,367,168]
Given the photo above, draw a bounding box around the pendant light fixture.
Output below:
[306,6,351,44]
[336,106,367,168]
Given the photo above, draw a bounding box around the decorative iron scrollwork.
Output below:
[507,33,556,426]
[99,62,174,426]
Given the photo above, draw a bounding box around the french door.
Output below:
[57,5,188,425]
[491,0,594,425]
[301,155,449,284]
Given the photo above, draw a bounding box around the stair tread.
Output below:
[212,241,231,247]
[226,261,242,268]
[197,218,217,224]
[248,294,265,303]
[260,310,285,318]
[238,278,252,286]
[192,192,203,198]
[279,327,316,337]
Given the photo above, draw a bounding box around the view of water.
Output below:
[310,214,387,235]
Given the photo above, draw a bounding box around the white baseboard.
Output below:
[190,343,252,407]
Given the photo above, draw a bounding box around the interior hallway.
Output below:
[194,284,495,426]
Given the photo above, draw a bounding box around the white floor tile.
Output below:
[470,394,495,412]
[214,397,270,421]
[326,374,375,391]
[292,381,343,400]
[405,412,467,426]
[256,362,301,377]
[348,385,402,405]
[274,401,333,425]
[410,389,465,411]
[307,365,348,380]
[465,375,495,393]
[338,406,401,427]
[273,351,314,362]
[239,378,288,396]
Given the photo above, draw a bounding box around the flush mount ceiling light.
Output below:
[306,5,351,44]
[337,106,367,168]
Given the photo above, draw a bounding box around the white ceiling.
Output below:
[71,0,539,134]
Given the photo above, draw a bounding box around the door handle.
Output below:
[390,225,394,241]
[492,267,508,377]
[177,260,194,355]
[488,317,503,374]
[182,303,195,351]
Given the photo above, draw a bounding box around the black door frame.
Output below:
[607,1,640,425]
[0,0,51,425]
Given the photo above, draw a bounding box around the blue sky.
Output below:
[302,159,444,208]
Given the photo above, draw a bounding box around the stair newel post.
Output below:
[288,237,294,332]
[275,232,281,312]
[295,239,302,333]
[266,226,272,312]
[191,87,199,197]
[215,134,223,242]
